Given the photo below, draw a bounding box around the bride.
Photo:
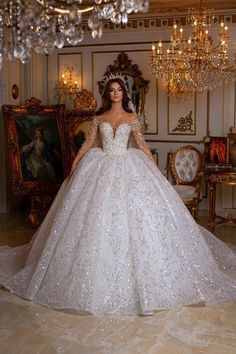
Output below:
[0,75,236,316]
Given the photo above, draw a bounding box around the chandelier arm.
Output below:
[205,58,235,72]
[217,65,236,73]
[210,43,223,54]
[35,0,95,14]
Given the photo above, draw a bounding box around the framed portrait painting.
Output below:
[205,136,229,164]
[2,97,67,196]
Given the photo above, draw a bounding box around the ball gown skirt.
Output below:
[0,121,236,316]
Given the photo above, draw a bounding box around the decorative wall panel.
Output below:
[168,94,196,135]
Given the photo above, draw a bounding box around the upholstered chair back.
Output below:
[168,145,204,219]
[171,146,203,185]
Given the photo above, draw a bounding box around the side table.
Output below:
[205,170,236,232]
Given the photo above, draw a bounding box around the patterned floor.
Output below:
[0,212,235,354]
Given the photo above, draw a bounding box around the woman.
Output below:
[0,76,236,316]
[21,128,58,180]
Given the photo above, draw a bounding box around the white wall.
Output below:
[1,11,236,213]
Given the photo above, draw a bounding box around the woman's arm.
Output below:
[131,119,157,165]
[69,118,98,177]
[21,141,34,153]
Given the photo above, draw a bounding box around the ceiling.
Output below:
[148,1,236,14]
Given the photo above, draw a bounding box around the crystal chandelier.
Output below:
[0,0,149,70]
[149,3,236,95]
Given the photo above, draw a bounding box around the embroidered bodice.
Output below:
[98,121,131,155]
[75,117,155,163]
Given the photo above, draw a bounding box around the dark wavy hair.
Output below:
[95,78,133,116]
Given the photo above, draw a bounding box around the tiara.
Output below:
[99,73,129,95]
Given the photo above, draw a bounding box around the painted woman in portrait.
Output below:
[21,128,61,181]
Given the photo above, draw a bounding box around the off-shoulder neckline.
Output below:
[95,119,137,131]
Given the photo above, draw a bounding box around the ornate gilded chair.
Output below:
[167,145,204,219]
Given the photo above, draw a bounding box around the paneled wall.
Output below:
[1,13,236,213]
[0,60,22,212]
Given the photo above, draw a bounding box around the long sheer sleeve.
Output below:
[131,119,157,165]
[73,118,98,164]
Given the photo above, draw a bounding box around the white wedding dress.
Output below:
[0,119,236,316]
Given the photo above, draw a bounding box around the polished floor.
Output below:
[0,212,236,354]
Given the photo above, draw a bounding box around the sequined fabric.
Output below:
[73,118,98,160]
[0,119,236,315]
[98,121,131,155]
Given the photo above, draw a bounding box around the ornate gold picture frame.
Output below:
[3,97,67,196]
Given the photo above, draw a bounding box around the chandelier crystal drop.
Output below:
[149,4,236,96]
[0,0,149,69]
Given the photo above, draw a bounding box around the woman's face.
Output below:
[109,82,123,103]
[35,130,43,140]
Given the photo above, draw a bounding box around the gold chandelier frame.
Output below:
[35,0,114,14]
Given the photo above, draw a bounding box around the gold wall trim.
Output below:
[64,40,171,50]
[78,13,235,33]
